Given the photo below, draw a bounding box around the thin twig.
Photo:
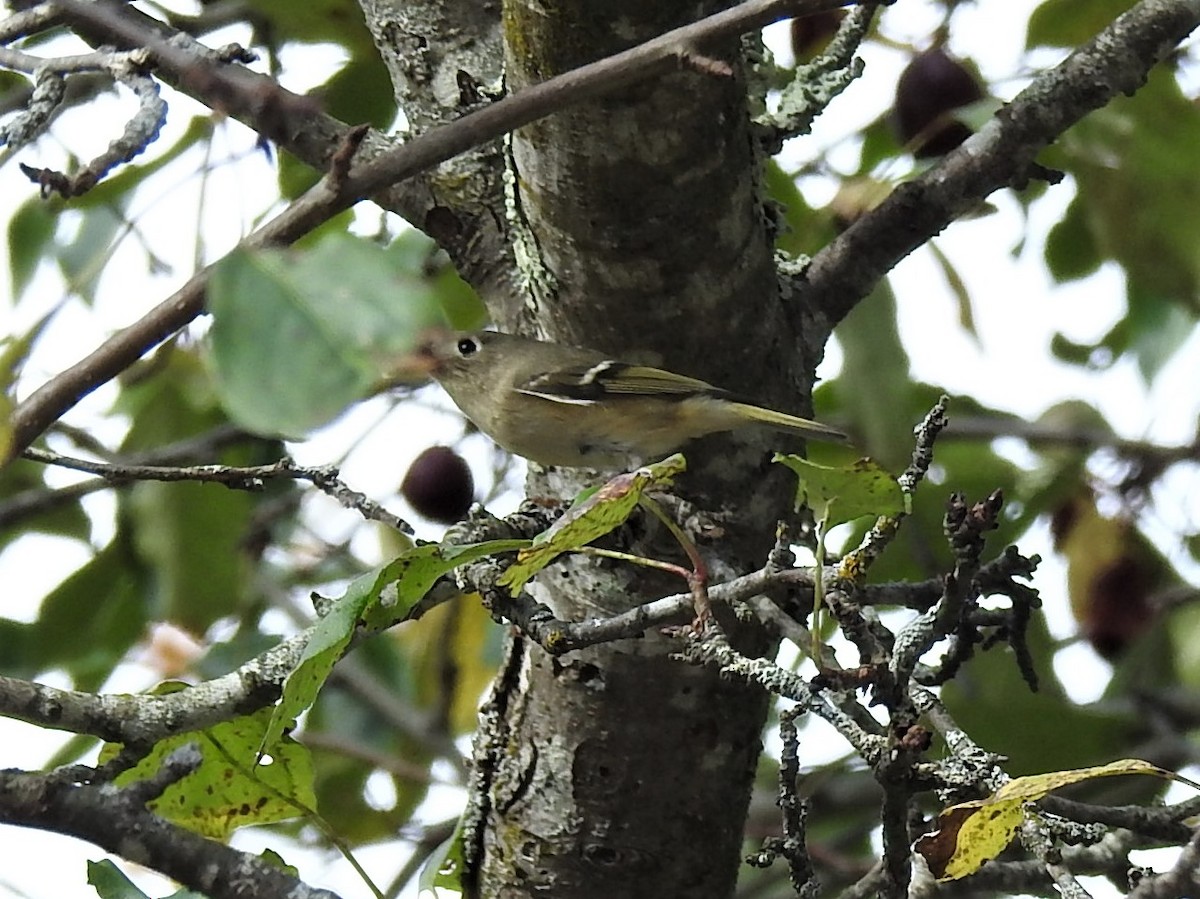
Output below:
[20,448,414,533]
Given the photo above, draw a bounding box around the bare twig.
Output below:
[746,708,820,896]
[0,423,257,528]
[841,397,950,580]
[20,448,414,533]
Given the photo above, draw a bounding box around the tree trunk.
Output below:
[408,2,831,896]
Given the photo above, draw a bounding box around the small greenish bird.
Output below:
[406,329,847,468]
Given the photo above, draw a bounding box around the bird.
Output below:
[403,328,847,468]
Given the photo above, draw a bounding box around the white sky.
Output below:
[1,1,1198,897]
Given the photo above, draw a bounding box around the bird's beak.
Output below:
[382,327,449,388]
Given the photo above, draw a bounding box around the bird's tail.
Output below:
[729,402,848,444]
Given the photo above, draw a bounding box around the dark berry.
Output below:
[401,446,475,524]
[893,48,983,157]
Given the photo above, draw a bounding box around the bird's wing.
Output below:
[517,362,722,404]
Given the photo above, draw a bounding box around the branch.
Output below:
[800,0,1200,332]
[1040,794,1199,844]
[0,422,255,529]
[745,708,820,897]
[6,0,853,465]
[0,749,343,899]
[20,448,414,533]
[0,632,308,745]
[0,3,60,43]
[470,543,1041,661]
[841,397,950,578]
[947,414,1200,460]
[1128,826,1200,898]
[889,490,1003,685]
[681,623,889,761]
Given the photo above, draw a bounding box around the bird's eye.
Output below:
[456,337,479,357]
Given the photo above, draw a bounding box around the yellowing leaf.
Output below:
[774,455,905,526]
[110,695,316,841]
[916,797,1025,882]
[917,758,1193,881]
[1052,491,1174,658]
[395,595,501,734]
[499,455,685,594]
[993,758,1184,802]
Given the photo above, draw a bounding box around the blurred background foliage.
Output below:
[2,0,1198,893]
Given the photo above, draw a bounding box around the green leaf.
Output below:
[1051,297,1189,384]
[1049,332,1109,368]
[0,306,61,465]
[1047,68,1200,376]
[1044,196,1101,283]
[498,455,686,594]
[277,147,323,200]
[117,351,265,633]
[243,0,377,51]
[0,70,29,93]
[359,539,526,632]
[387,230,488,330]
[111,697,316,841]
[45,732,104,770]
[421,822,469,892]
[1169,602,1200,690]
[831,281,915,468]
[264,572,383,756]
[764,160,836,258]
[54,205,124,303]
[314,51,395,130]
[1185,531,1200,565]
[7,196,58,299]
[126,479,252,632]
[257,849,298,877]
[952,97,1004,134]
[927,240,978,341]
[304,640,430,842]
[1124,287,1195,383]
[193,629,283,682]
[29,538,147,690]
[856,115,905,175]
[207,234,449,437]
[87,860,152,899]
[1026,0,1134,47]
[0,618,37,678]
[88,860,207,899]
[239,0,384,197]
[774,455,905,526]
[819,383,1034,580]
[265,538,525,753]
